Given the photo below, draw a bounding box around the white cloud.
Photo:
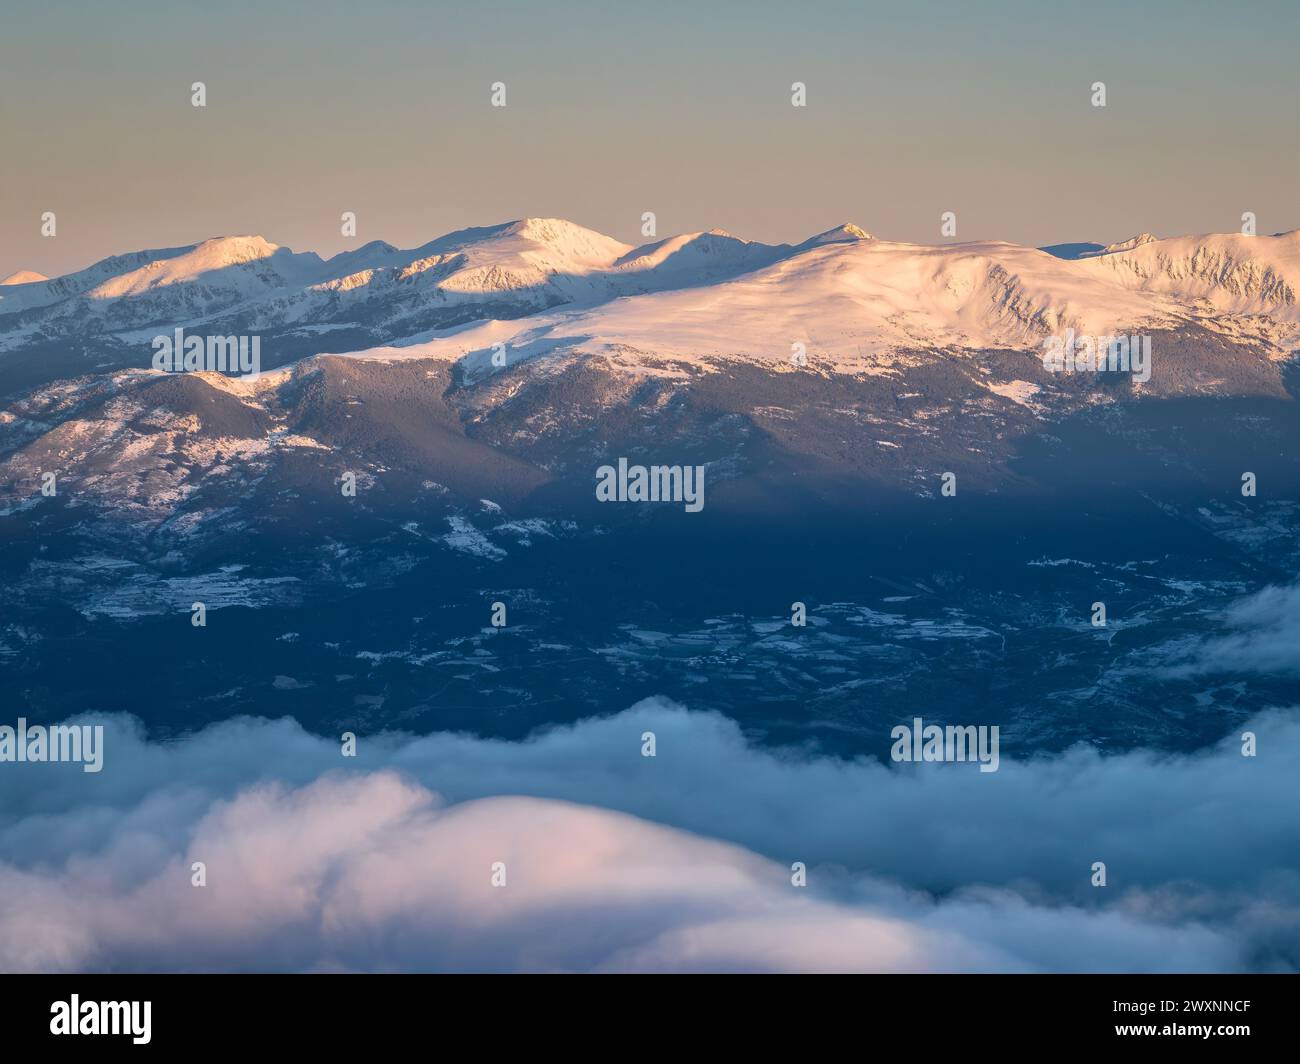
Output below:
[0,701,1295,972]
[1173,582,1300,675]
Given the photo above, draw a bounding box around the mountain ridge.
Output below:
[5,220,1300,370]
[3,215,1299,574]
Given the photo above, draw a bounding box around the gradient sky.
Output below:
[3,0,1298,278]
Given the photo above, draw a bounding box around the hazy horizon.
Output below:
[4,0,1300,278]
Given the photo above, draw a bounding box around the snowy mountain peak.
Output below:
[190,234,282,262]
[805,223,873,246]
[611,229,784,282]
[84,235,315,303]
[487,218,635,274]
[1101,232,1159,254]
[503,217,627,251]
[836,222,873,240]
[0,270,49,286]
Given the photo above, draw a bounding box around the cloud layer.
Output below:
[1180,582,1300,676]
[1,699,1297,973]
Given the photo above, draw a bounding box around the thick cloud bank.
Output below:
[1,702,1296,972]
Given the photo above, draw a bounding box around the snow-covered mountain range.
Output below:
[2,218,1300,551]
[5,217,1298,359]
[5,218,1300,757]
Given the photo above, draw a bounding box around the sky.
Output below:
[2,0,1299,279]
